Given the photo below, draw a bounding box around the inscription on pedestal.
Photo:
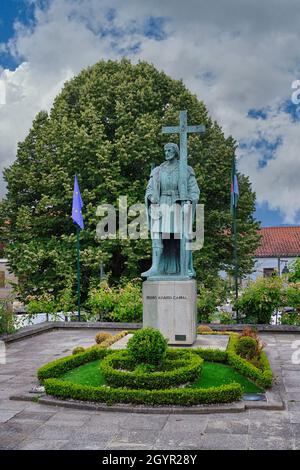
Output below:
[146,295,188,300]
[143,280,197,345]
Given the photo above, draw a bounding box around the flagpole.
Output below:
[231,156,239,322]
[76,225,81,322]
[72,175,84,322]
[233,203,239,322]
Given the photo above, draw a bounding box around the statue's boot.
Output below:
[141,247,163,277]
[188,268,196,278]
[188,251,196,278]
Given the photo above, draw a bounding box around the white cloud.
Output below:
[1,0,300,223]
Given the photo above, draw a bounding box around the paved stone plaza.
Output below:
[0,329,300,450]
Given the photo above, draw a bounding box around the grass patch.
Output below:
[191,362,263,393]
[62,360,105,387]
[61,359,263,394]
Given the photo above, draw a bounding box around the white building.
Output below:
[248,226,300,281]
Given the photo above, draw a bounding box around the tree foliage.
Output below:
[0,59,260,301]
[289,259,300,282]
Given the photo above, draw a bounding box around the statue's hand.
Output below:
[183,201,192,215]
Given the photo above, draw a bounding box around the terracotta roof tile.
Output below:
[255,226,300,257]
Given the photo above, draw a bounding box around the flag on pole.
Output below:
[230,157,239,214]
[72,175,84,229]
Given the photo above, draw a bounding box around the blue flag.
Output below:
[231,157,239,213]
[72,175,84,229]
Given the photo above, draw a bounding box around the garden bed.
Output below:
[37,331,271,406]
[61,358,263,394]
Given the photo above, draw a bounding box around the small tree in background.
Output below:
[288,259,300,283]
[0,300,15,334]
[236,276,283,324]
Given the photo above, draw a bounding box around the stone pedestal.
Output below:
[142,280,197,345]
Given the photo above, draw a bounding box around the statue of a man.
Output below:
[141,142,200,278]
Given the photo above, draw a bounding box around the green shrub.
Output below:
[72,346,85,355]
[100,349,203,389]
[44,378,242,406]
[56,277,77,315]
[237,327,265,359]
[219,312,235,325]
[197,279,228,323]
[239,326,259,340]
[282,283,300,314]
[288,260,300,283]
[127,327,167,365]
[95,332,113,344]
[0,300,15,334]
[227,334,272,388]
[86,280,142,322]
[26,292,57,316]
[197,325,213,334]
[235,337,257,360]
[86,281,116,321]
[281,312,300,325]
[112,281,142,322]
[235,277,283,324]
[98,330,128,348]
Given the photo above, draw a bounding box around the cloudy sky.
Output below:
[1,0,300,226]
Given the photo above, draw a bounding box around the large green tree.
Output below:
[0,59,260,301]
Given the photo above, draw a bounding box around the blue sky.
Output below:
[0,1,33,61]
[1,0,300,228]
[0,1,26,43]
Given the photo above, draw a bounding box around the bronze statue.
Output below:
[142,141,201,279]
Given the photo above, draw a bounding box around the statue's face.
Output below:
[164,145,177,161]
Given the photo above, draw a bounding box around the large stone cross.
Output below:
[162,110,205,277]
[162,110,205,199]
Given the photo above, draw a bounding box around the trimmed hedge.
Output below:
[100,349,203,390]
[72,346,85,355]
[37,331,128,381]
[37,346,110,381]
[44,378,242,406]
[197,330,231,336]
[227,334,273,388]
[235,336,257,360]
[193,348,228,363]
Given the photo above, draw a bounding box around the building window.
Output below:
[0,271,5,288]
[263,268,275,278]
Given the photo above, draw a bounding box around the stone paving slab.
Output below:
[110,333,229,351]
[110,334,134,349]
[0,329,299,449]
[17,438,68,450]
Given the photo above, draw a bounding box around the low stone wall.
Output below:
[0,321,142,343]
[1,320,300,344]
[203,323,300,333]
